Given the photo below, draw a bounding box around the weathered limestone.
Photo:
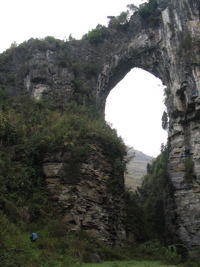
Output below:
[0,0,199,256]
[43,144,126,246]
[96,1,200,256]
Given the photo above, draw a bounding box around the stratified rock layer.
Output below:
[0,0,199,256]
[43,144,126,246]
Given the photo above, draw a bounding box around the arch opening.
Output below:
[105,68,168,158]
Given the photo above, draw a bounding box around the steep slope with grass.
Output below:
[0,92,129,247]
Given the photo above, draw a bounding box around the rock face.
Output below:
[0,0,200,256]
[43,143,126,246]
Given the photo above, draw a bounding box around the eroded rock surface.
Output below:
[43,144,126,246]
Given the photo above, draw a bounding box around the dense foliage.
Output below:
[0,89,129,265]
[139,0,160,27]
[0,89,127,209]
[83,24,109,45]
[0,88,198,267]
[137,143,170,241]
[161,111,169,131]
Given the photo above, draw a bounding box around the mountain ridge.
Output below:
[125,148,154,191]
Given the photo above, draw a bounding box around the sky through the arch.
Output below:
[105,69,167,157]
[0,0,167,157]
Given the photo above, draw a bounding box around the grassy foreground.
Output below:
[79,261,177,267]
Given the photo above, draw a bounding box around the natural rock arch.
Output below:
[95,0,200,256]
[0,0,199,257]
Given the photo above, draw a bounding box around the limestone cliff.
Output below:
[43,143,126,246]
[0,0,200,257]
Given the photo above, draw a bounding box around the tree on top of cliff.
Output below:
[82,24,109,45]
[139,0,160,27]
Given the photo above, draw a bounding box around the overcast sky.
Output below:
[0,0,167,157]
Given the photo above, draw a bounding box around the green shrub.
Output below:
[137,144,169,241]
[163,87,171,104]
[184,156,195,181]
[124,189,147,243]
[72,61,98,79]
[139,0,160,27]
[108,11,130,31]
[6,72,15,84]
[116,11,129,25]
[106,158,126,194]
[85,24,109,45]
[162,245,182,265]
[161,111,168,131]
[84,62,99,78]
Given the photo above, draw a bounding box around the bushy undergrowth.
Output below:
[82,24,109,45]
[0,210,127,266]
[139,0,160,27]
[0,90,128,265]
[137,144,170,241]
[0,209,189,267]
[0,90,127,215]
[0,91,199,266]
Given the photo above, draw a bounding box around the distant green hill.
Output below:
[125,148,154,191]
